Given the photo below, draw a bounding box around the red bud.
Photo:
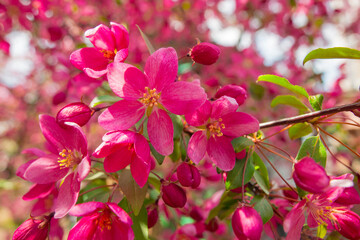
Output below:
[56,102,92,128]
[52,91,67,106]
[177,162,201,188]
[161,182,187,208]
[205,218,219,232]
[215,85,248,106]
[189,42,220,65]
[147,207,158,228]
[232,206,263,240]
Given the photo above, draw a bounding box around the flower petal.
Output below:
[134,133,150,164]
[54,173,80,218]
[23,156,68,184]
[110,22,129,50]
[98,100,145,131]
[184,100,211,126]
[148,109,174,156]
[69,202,105,217]
[131,155,150,187]
[221,112,260,137]
[161,81,207,115]
[107,62,148,100]
[210,96,238,120]
[85,24,115,51]
[70,48,108,75]
[68,215,98,239]
[22,183,55,201]
[114,48,129,63]
[187,131,207,164]
[76,156,91,182]
[107,202,133,225]
[144,48,178,91]
[103,144,133,172]
[207,136,235,171]
[283,200,306,240]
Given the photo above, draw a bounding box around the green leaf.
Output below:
[118,169,148,216]
[178,62,192,75]
[251,196,274,224]
[288,123,313,140]
[257,75,309,98]
[170,114,183,139]
[252,153,270,194]
[225,156,255,190]
[231,137,254,153]
[303,47,360,65]
[317,224,327,239]
[249,82,265,100]
[136,25,155,54]
[309,94,324,111]
[130,205,148,240]
[148,175,161,191]
[150,144,165,165]
[169,139,181,162]
[90,95,121,108]
[296,135,327,167]
[206,191,239,223]
[271,95,309,112]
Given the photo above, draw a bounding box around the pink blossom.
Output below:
[189,42,221,65]
[68,202,134,240]
[93,130,151,188]
[98,47,207,155]
[70,22,129,78]
[13,214,54,240]
[185,96,259,171]
[17,115,90,218]
[232,206,263,240]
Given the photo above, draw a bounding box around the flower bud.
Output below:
[293,157,330,194]
[205,217,219,232]
[232,206,263,240]
[177,162,201,188]
[333,210,360,240]
[56,102,92,128]
[52,91,67,105]
[189,42,220,65]
[147,207,159,229]
[161,182,187,208]
[13,217,51,240]
[215,85,248,106]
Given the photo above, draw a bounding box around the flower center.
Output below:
[207,118,225,138]
[140,87,161,108]
[58,149,81,169]
[97,211,112,231]
[100,49,116,60]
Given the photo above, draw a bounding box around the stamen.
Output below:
[58,149,81,169]
[100,49,116,59]
[140,87,161,107]
[207,119,226,138]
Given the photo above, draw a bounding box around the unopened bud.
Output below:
[56,102,92,128]
[232,206,263,240]
[161,182,187,208]
[215,85,248,106]
[52,91,67,106]
[177,162,201,188]
[205,218,219,232]
[13,216,51,240]
[189,42,220,65]
[147,207,158,229]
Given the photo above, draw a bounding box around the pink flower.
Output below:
[93,130,151,188]
[292,157,330,194]
[13,214,54,240]
[185,96,259,171]
[70,22,129,78]
[333,210,360,240]
[17,115,90,218]
[232,206,263,240]
[68,202,134,240]
[98,47,207,155]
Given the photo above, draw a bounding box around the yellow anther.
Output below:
[140,87,161,107]
[100,49,116,59]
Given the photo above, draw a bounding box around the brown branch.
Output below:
[259,101,360,129]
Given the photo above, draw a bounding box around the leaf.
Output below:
[136,25,155,54]
[225,156,255,190]
[130,205,148,240]
[148,175,161,191]
[231,137,254,153]
[257,75,309,98]
[288,123,313,140]
[118,169,148,216]
[296,135,327,167]
[303,47,360,65]
[317,224,327,239]
[271,95,309,112]
[90,95,121,108]
[309,94,324,111]
[150,144,165,165]
[169,139,181,162]
[251,195,274,224]
[252,153,270,194]
[170,114,183,139]
[249,82,265,100]
[206,191,239,223]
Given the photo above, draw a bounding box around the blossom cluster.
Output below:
[12,21,360,240]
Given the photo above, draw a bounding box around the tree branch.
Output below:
[259,101,360,129]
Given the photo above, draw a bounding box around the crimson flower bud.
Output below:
[189,206,204,222]
[333,210,360,240]
[147,207,159,229]
[56,102,92,128]
[215,85,248,106]
[161,182,187,208]
[13,216,51,240]
[282,188,298,202]
[232,206,263,240]
[205,218,219,232]
[189,42,220,65]
[293,157,330,194]
[177,162,201,188]
[52,91,67,105]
